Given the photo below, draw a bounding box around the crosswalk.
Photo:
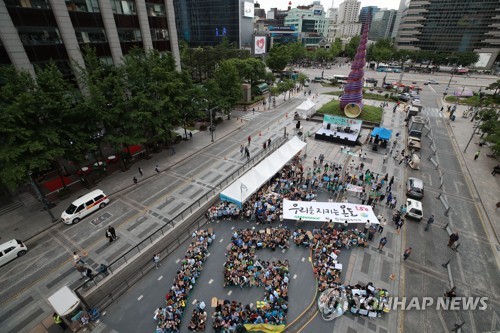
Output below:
[240,112,261,121]
[420,107,443,118]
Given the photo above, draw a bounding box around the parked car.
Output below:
[406,199,423,220]
[406,177,424,199]
[399,94,411,102]
[61,189,110,224]
[0,239,28,267]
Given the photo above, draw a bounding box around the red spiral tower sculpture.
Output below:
[340,20,370,118]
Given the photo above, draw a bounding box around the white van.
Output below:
[406,199,423,220]
[0,239,28,267]
[61,189,109,225]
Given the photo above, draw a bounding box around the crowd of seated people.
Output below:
[187,308,207,331]
[293,227,372,292]
[345,282,389,316]
[154,230,214,333]
[213,228,290,330]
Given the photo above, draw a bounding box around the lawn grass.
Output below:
[317,99,383,123]
[444,94,500,107]
[323,90,394,101]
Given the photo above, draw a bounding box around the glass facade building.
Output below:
[396,0,500,68]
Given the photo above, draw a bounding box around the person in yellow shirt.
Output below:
[53,313,66,330]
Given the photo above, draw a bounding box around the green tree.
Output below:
[229,58,267,87]
[207,60,242,119]
[487,79,500,96]
[455,52,479,67]
[287,42,307,63]
[315,48,331,63]
[329,38,342,59]
[345,36,361,59]
[297,73,308,88]
[266,45,290,73]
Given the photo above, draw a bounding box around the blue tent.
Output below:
[371,127,392,140]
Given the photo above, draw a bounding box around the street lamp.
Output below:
[208,107,217,142]
[27,171,57,222]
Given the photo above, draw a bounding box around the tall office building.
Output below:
[391,0,409,39]
[369,9,396,41]
[172,0,254,48]
[359,6,378,29]
[336,0,361,38]
[0,0,181,78]
[395,0,500,68]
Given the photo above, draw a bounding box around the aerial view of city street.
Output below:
[0,0,499,332]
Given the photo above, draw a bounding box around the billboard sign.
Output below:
[243,1,253,18]
[254,36,266,54]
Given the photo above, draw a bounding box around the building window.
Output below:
[111,0,136,15]
[17,27,62,45]
[75,28,107,43]
[4,0,51,9]
[65,0,100,12]
[117,28,142,42]
[146,3,166,17]
[151,28,169,41]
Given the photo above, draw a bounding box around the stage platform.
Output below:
[315,125,361,146]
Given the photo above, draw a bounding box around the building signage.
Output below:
[324,115,363,126]
[314,9,323,15]
[269,26,295,31]
[283,199,380,223]
[243,1,253,18]
[254,36,266,54]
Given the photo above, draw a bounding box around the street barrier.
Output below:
[430,157,439,169]
[436,192,450,216]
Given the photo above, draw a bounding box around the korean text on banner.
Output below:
[282,199,380,224]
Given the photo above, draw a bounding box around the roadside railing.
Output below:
[74,136,288,308]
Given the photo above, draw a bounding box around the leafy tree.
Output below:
[0,64,76,188]
[329,38,342,59]
[206,60,242,119]
[266,45,290,73]
[287,42,307,63]
[487,79,500,96]
[297,73,308,88]
[315,48,331,63]
[345,36,361,59]
[229,58,266,87]
[455,52,479,67]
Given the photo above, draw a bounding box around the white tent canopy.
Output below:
[295,99,316,119]
[220,136,307,207]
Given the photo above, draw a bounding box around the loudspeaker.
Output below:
[296,121,301,129]
[327,123,331,130]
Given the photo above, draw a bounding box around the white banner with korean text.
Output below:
[283,199,379,224]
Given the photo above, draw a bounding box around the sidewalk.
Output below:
[439,101,500,244]
[0,118,244,243]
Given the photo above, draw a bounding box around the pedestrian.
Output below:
[133,176,138,185]
[53,313,66,330]
[360,192,367,205]
[492,165,500,176]
[248,135,251,146]
[389,176,394,186]
[440,106,444,112]
[81,313,90,331]
[363,221,370,234]
[73,251,85,266]
[390,197,397,209]
[378,218,386,233]
[474,150,480,160]
[403,247,412,260]
[138,167,143,176]
[108,226,117,240]
[263,142,267,149]
[424,215,434,231]
[246,150,250,161]
[383,153,388,164]
[268,138,271,147]
[189,131,193,140]
[378,237,387,251]
[105,227,113,243]
[155,165,160,174]
[252,107,255,114]
[448,232,459,247]
[153,253,160,269]
[396,218,404,230]
[171,146,176,155]
[240,144,244,156]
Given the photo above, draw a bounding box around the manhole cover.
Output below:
[90,212,112,227]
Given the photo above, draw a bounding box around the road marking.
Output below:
[293,274,297,279]
[228,290,232,296]
[192,299,197,305]
[138,295,143,301]
[209,279,214,285]
[282,249,286,253]
[231,226,235,230]
[219,238,224,243]
[158,276,163,281]
[175,258,180,264]
[301,257,305,262]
